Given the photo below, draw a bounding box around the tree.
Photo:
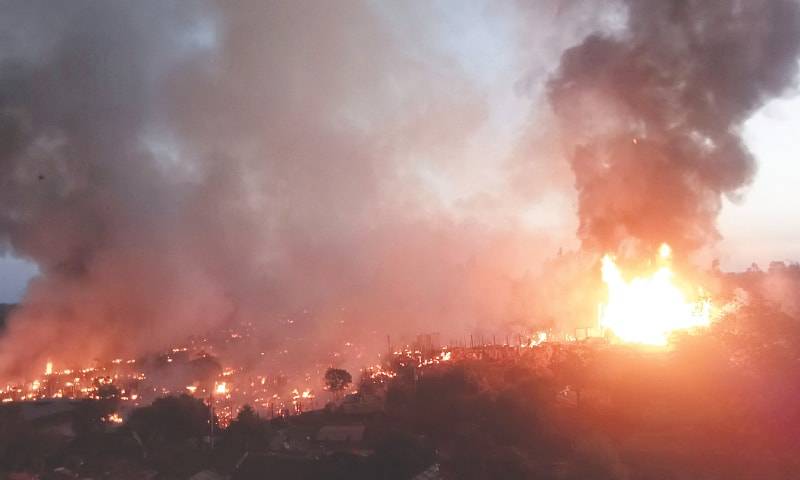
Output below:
[324,368,352,399]
[127,394,212,446]
[235,404,258,425]
[219,404,271,462]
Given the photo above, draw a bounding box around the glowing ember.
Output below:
[104,412,124,424]
[367,365,397,381]
[0,326,342,422]
[525,332,548,347]
[599,244,711,346]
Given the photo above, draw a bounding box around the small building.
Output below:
[338,392,384,415]
[316,424,365,443]
[316,424,371,457]
[16,399,83,438]
[268,426,318,456]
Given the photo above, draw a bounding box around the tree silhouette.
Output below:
[127,394,212,446]
[220,404,271,457]
[324,368,352,399]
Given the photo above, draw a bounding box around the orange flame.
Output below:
[599,243,711,345]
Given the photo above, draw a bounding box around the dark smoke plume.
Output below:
[548,0,800,258]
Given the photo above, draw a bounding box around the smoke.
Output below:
[0,0,564,379]
[547,0,800,258]
[1,0,799,379]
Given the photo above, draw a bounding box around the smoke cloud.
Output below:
[548,0,800,258]
[0,0,564,379]
[1,0,800,379]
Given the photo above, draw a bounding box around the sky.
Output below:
[718,94,800,270]
[0,255,37,303]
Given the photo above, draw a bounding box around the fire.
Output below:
[1,327,341,420]
[104,412,124,424]
[599,244,711,346]
[526,332,548,347]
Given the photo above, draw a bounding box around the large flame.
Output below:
[599,244,711,346]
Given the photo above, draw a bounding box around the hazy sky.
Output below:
[0,255,37,303]
[719,94,800,270]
